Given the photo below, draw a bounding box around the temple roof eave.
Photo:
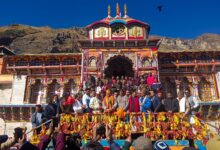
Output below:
[79,38,160,48]
[86,17,149,29]
[0,46,15,56]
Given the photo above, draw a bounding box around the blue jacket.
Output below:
[142,97,152,112]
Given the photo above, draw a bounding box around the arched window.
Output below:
[64,79,76,95]
[160,56,175,64]
[142,57,151,67]
[197,54,211,63]
[46,59,60,66]
[30,79,43,104]
[198,77,212,101]
[47,79,61,98]
[62,58,76,65]
[30,59,43,66]
[161,77,177,97]
[16,59,28,66]
[111,23,126,38]
[179,55,193,63]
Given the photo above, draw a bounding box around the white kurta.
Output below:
[73,100,83,113]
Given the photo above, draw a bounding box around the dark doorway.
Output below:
[104,56,134,78]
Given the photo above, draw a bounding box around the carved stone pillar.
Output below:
[191,76,199,99]
[41,84,48,104]
[192,82,199,99]
[37,83,44,104]
[25,78,33,104]
[175,80,180,95]
[210,82,216,100]
[60,84,64,97]
[25,85,31,104]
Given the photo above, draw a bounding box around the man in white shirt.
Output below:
[96,82,102,95]
[117,89,129,111]
[82,88,91,113]
[73,93,83,113]
[179,89,199,124]
[90,91,102,113]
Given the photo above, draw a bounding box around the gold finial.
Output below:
[124,3,127,16]
[116,3,121,17]
[108,5,111,18]
[123,3,129,18]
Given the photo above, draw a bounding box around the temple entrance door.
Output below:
[104,55,134,78]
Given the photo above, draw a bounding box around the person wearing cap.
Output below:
[82,88,91,113]
[63,95,75,114]
[89,91,102,113]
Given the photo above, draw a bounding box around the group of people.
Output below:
[0,74,203,150]
[34,74,199,122]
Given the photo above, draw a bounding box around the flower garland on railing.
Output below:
[31,111,210,144]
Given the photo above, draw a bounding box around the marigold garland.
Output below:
[31,112,210,144]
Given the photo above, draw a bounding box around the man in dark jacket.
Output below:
[45,98,56,121]
[52,94,59,113]
[154,91,165,112]
[163,92,179,113]
[149,90,159,112]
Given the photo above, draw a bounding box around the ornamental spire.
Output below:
[115,3,121,18]
[107,5,111,18]
[123,3,128,18]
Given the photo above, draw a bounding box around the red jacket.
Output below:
[128,96,140,112]
[146,76,156,86]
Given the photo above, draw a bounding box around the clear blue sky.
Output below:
[0,0,220,38]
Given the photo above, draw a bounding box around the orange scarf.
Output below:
[103,95,114,109]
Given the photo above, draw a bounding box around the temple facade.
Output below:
[159,51,220,101]
[0,4,219,122]
[80,3,160,82]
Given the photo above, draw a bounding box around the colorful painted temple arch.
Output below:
[80,3,160,82]
[104,55,134,78]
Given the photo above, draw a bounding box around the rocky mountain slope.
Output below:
[159,33,220,52]
[0,24,220,54]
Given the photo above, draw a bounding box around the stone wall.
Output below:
[0,118,32,138]
[0,84,12,104]
[11,75,27,104]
